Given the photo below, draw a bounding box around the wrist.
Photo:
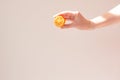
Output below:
[90,16,106,29]
[88,20,97,30]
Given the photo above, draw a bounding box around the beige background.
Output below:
[0,0,120,80]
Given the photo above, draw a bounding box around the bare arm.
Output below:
[54,4,120,30]
[91,4,120,29]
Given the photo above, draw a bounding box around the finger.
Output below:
[53,11,77,20]
[61,23,74,29]
[53,13,74,20]
[59,11,76,20]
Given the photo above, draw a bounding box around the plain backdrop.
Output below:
[0,0,120,80]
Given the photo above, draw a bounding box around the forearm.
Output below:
[91,13,120,28]
[91,4,120,29]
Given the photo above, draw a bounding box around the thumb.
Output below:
[61,23,74,29]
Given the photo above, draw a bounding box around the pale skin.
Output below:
[54,4,120,30]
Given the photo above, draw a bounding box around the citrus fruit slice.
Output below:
[54,16,65,28]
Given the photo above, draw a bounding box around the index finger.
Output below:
[53,11,77,20]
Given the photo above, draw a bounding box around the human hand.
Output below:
[54,11,95,30]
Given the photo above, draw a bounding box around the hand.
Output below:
[54,11,95,30]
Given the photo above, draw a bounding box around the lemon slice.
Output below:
[54,16,65,28]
